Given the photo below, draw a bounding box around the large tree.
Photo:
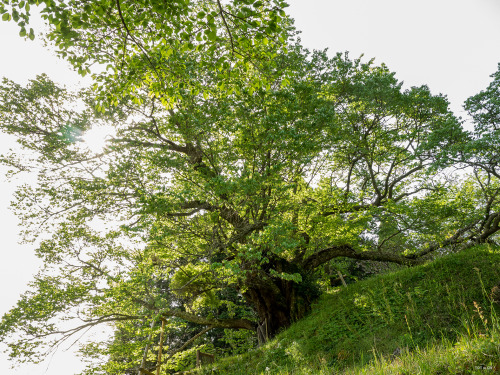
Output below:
[1,1,499,373]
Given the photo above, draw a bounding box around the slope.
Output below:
[195,245,500,374]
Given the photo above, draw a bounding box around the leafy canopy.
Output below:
[1,1,500,374]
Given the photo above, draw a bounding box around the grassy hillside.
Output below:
[195,245,500,374]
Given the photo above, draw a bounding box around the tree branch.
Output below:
[163,325,213,363]
[161,310,255,331]
[301,244,420,270]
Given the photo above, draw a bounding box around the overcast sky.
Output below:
[1,1,500,374]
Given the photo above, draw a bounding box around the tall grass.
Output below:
[193,245,500,375]
[346,266,500,374]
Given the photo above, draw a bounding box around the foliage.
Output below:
[0,0,290,104]
[1,1,500,373]
[458,63,500,244]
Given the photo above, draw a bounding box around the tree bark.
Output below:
[242,257,319,338]
[160,309,255,331]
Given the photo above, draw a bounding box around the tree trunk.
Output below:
[242,257,319,339]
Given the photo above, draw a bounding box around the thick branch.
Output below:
[161,310,255,331]
[478,212,500,242]
[408,220,482,258]
[301,244,421,270]
[302,217,489,271]
[169,200,250,230]
[111,137,192,155]
[165,201,213,217]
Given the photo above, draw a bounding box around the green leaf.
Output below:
[207,30,217,41]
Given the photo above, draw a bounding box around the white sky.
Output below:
[1,0,500,373]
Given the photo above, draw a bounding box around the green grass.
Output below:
[193,245,500,374]
[344,330,500,374]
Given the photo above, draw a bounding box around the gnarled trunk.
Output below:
[242,258,320,339]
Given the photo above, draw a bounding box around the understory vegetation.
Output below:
[193,245,500,374]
